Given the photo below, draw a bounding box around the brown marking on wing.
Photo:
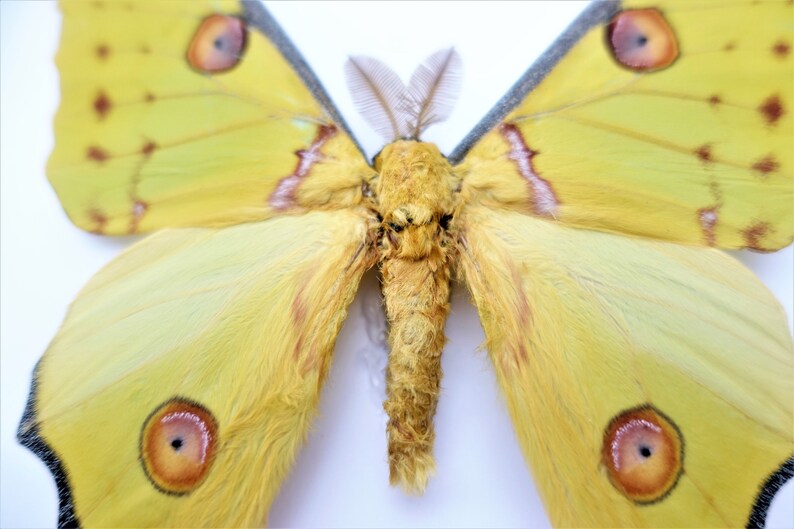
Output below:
[507,259,531,328]
[128,200,149,233]
[291,288,308,327]
[752,155,779,178]
[93,91,111,119]
[759,95,784,126]
[499,123,559,217]
[140,45,151,55]
[87,209,108,234]
[291,276,311,365]
[144,92,156,103]
[125,141,158,233]
[141,141,157,157]
[773,40,790,57]
[723,41,736,52]
[708,95,722,106]
[87,146,109,163]
[743,221,772,251]
[269,124,338,211]
[96,44,110,60]
[695,144,713,163]
[517,343,528,364]
[708,180,723,202]
[697,207,719,246]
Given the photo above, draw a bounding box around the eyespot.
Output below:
[187,15,247,73]
[607,9,678,71]
[602,405,683,504]
[141,398,218,495]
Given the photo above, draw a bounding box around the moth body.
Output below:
[18,1,794,526]
[373,140,458,492]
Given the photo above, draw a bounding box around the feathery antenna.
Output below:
[404,48,462,139]
[344,56,409,142]
[345,49,462,141]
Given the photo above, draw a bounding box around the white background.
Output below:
[1,2,792,528]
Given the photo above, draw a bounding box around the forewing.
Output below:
[459,205,793,527]
[454,0,793,251]
[50,0,372,234]
[18,210,374,527]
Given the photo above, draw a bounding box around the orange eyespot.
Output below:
[602,405,683,504]
[607,9,678,71]
[141,398,218,495]
[187,14,247,73]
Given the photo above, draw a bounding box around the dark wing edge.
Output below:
[17,361,80,529]
[748,456,794,529]
[448,0,621,164]
[241,0,366,158]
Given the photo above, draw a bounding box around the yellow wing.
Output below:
[454,0,793,251]
[50,0,373,234]
[17,209,375,527]
[458,204,793,527]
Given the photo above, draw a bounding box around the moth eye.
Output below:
[607,9,678,71]
[187,14,247,73]
[141,398,218,495]
[602,405,683,504]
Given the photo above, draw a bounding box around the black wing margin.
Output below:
[448,0,620,164]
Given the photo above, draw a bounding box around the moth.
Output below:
[12,0,794,527]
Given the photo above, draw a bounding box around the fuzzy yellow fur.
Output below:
[375,141,456,492]
[32,211,375,527]
[459,205,793,527]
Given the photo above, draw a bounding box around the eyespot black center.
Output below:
[637,35,648,47]
[171,437,184,451]
[639,445,652,458]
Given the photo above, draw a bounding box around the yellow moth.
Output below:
[4,1,793,528]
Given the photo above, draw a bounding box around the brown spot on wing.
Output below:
[773,41,790,57]
[87,209,108,234]
[144,92,156,103]
[695,144,712,163]
[93,91,111,119]
[140,45,151,55]
[87,146,109,163]
[723,41,736,52]
[96,44,110,60]
[752,155,779,178]
[141,141,157,157]
[759,95,784,125]
[708,95,722,106]
[743,221,772,251]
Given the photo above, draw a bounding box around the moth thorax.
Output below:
[375,141,455,223]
